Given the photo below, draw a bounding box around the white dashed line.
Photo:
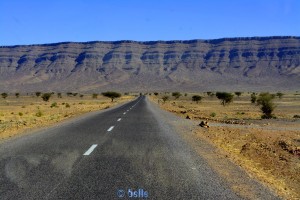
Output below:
[123,112,126,115]
[107,126,114,132]
[83,144,98,156]
[117,118,121,121]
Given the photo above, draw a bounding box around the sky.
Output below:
[0,0,299,46]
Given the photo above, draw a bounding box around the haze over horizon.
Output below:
[1,0,299,46]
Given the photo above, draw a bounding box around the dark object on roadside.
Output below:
[199,121,209,128]
[186,115,191,119]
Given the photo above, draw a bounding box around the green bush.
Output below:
[234,92,242,97]
[210,112,216,117]
[50,102,58,108]
[257,93,276,119]
[276,92,284,99]
[250,93,257,104]
[35,92,41,97]
[92,93,98,99]
[18,112,23,116]
[1,93,8,99]
[41,93,52,102]
[101,91,121,102]
[216,92,234,106]
[162,95,169,103]
[192,95,202,103]
[36,110,43,117]
[172,92,182,99]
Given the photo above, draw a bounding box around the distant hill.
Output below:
[0,36,299,92]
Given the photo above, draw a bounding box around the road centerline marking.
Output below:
[107,126,114,132]
[117,118,121,121]
[83,144,98,156]
[123,112,126,115]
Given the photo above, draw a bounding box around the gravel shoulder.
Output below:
[147,97,281,200]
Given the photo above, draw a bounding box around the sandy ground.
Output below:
[150,92,300,199]
[0,94,135,140]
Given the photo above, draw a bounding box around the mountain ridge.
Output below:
[1,36,299,92]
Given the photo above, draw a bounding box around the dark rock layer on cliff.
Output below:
[0,36,299,92]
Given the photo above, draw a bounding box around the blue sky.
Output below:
[1,0,299,45]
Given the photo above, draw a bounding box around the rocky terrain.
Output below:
[0,36,299,92]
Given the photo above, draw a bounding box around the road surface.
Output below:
[0,96,279,199]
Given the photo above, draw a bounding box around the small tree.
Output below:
[15,93,20,98]
[257,93,276,119]
[172,92,182,99]
[250,93,257,104]
[154,92,159,96]
[35,92,41,97]
[192,95,202,104]
[80,94,84,98]
[162,95,169,103]
[57,93,62,98]
[102,91,121,102]
[92,93,98,99]
[1,93,8,99]
[235,92,242,97]
[41,93,52,102]
[276,92,284,99]
[216,92,234,106]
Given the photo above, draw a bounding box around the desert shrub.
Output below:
[235,92,242,97]
[80,94,84,98]
[184,93,188,96]
[102,91,121,102]
[172,92,182,99]
[216,92,234,106]
[50,102,58,108]
[293,115,300,119]
[1,93,8,99]
[35,92,41,97]
[207,92,214,97]
[18,112,23,116]
[257,92,276,119]
[154,92,159,96]
[250,93,257,104]
[210,112,216,117]
[67,92,73,97]
[65,103,70,108]
[92,93,98,99]
[162,95,169,103]
[192,95,202,103]
[15,93,20,98]
[41,93,52,102]
[124,92,129,95]
[57,93,62,98]
[276,92,284,99]
[36,110,43,117]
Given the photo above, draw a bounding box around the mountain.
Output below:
[0,36,299,92]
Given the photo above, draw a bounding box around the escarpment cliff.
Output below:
[0,36,299,92]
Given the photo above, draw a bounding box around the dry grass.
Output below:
[150,92,300,199]
[0,93,135,140]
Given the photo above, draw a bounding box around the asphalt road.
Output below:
[0,96,279,199]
